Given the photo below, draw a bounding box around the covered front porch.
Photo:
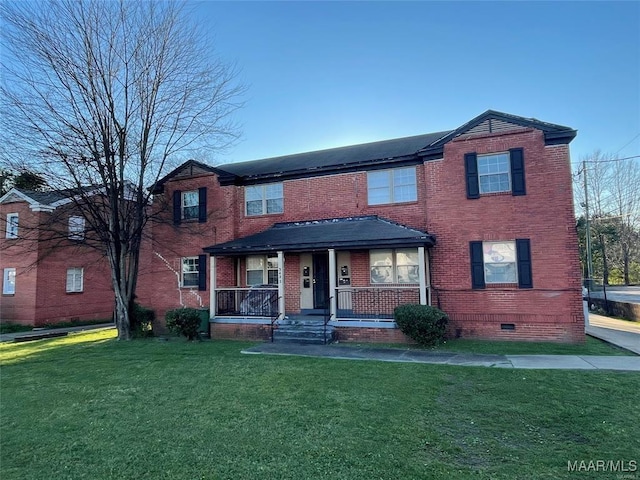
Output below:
[203,216,436,342]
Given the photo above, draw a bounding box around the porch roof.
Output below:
[203,216,436,255]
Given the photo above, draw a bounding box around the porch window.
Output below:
[246,255,278,285]
[367,167,417,205]
[245,183,283,216]
[370,248,419,284]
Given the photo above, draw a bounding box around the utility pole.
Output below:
[582,160,593,292]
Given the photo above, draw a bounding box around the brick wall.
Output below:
[424,128,584,342]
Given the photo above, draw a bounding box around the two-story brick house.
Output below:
[0,188,114,326]
[139,110,584,343]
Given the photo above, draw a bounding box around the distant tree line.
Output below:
[573,151,640,285]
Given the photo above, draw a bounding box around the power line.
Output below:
[616,132,640,155]
[583,154,640,164]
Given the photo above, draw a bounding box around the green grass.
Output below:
[0,322,34,334]
[1,330,638,480]
[340,336,634,356]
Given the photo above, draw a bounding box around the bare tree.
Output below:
[1,1,244,339]
[573,150,640,285]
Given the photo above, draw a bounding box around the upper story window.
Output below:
[246,255,278,285]
[367,167,417,205]
[478,153,511,194]
[245,183,283,216]
[5,213,18,239]
[66,267,84,293]
[68,216,85,241]
[465,148,525,198]
[173,187,207,225]
[370,248,419,284]
[182,191,199,220]
[3,268,16,294]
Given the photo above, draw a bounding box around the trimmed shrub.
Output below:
[131,303,155,338]
[165,308,201,341]
[394,304,448,346]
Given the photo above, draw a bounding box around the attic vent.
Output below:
[458,119,524,138]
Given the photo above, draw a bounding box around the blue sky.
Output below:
[196,1,639,167]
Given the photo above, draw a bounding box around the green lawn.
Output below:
[341,336,634,356]
[1,330,638,480]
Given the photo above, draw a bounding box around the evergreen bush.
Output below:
[394,304,448,346]
[165,308,201,340]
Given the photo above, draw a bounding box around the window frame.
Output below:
[482,241,518,284]
[369,248,420,284]
[3,268,16,294]
[181,190,199,221]
[66,267,84,293]
[477,152,512,194]
[367,167,417,205]
[245,183,284,216]
[6,213,18,239]
[181,256,200,288]
[246,254,278,286]
[68,216,86,241]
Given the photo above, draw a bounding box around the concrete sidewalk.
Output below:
[0,323,114,343]
[242,343,640,371]
[586,313,640,355]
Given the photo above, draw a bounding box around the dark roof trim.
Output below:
[203,216,436,255]
[151,159,227,194]
[418,110,577,158]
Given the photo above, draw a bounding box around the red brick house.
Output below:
[0,188,114,326]
[139,110,584,343]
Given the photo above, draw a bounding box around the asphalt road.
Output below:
[587,285,640,304]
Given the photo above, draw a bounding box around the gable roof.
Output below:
[0,186,101,211]
[215,131,451,185]
[151,159,227,194]
[152,110,576,190]
[203,215,436,255]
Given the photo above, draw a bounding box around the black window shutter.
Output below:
[173,190,182,225]
[198,187,207,223]
[198,254,207,291]
[510,148,526,196]
[470,241,485,289]
[516,239,533,288]
[465,153,480,199]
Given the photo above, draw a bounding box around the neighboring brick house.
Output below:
[140,110,584,343]
[0,188,114,326]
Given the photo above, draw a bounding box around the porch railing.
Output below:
[215,287,278,317]
[335,286,420,320]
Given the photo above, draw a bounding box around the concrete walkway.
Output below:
[242,343,640,371]
[586,313,640,355]
[0,323,114,343]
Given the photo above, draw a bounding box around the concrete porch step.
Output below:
[273,318,335,344]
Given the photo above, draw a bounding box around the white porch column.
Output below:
[328,249,337,321]
[277,251,285,320]
[418,246,427,305]
[209,255,216,319]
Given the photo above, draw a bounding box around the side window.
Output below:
[367,167,417,205]
[465,148,525,198]
[66,267,84,293]
[5,213,18,239]
[68,216,85,240]
[470,239,532,289]
[181,255,207,290]
[3,268,16,294]
[245,183,284,216]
